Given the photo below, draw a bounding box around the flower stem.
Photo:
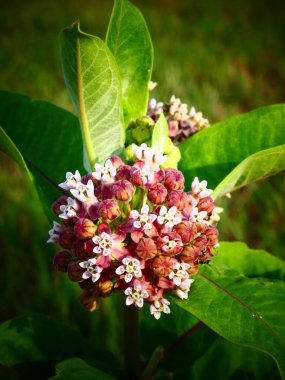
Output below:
[139,346,164,380]
[123,304,141,379]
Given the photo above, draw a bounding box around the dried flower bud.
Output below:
[112,180,135,201]
[98,200,120,220]
[59,228,76,249]
[136,237,158,260]
[148,184,168,205]
[151,256,176,277]
[53,250,72,272]
[80,290,98,311]
[166,190,187,210]
[198,196,215,214]
[74,218,97,240]
[174,221,197,243]
[52,196,68,215]
[163,168,184,190]
[67,262,84,282]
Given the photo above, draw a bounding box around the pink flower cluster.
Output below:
[48,144,219,319]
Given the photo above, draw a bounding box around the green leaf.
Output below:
[151,113,169,153]
[0,91,84,219]
[60,21,125,169]
[212,144,285,199]
[172,242,285,379]
[179,105,285,189]
[49,358,116,380]
[106,0,153,125]
[0,127,32,180]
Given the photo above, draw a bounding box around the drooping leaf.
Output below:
[151,113,169,153]
[179,105,285,189]
[60,21,125,170]
[106,0,153,125]
[171,242,285,379]
[49,358,116,380]
[0,91,84,219]
[212,144,285,199]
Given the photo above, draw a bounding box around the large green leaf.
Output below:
[0,91,84,219]
[212,144,285,199]
[60,21,125,170]
[106,0,153,126]
[172,242,285,379]
[179,105,285,189]
[49,358,116,380]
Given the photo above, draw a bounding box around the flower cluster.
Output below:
[148,95,210,143]
[48,144,219,319]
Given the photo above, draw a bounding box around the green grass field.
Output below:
[0,0,284,349]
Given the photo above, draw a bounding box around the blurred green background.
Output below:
[0,0,285,374]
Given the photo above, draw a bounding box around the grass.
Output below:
[0,0,284,356]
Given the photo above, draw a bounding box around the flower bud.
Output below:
[132,125,152,144]
[80,290,98,311]
[148,184,168,205]
[174,221,197,243]
[198,196,215,214]
[109,155,124,168]
[74,218,97,239]
[52,196,68,215]
[81,173,100,188]
[179,244,199,263]
[116,165,132,180]
[205,227,219,247]
[98,199,120,220]
[67,262,84,282]
[112,180,135,201]
[163,168,184,190]
[136,237,158,260]
[53,250,72,272]
[166,190,187,210]
[59,228,76,249]
[73,239,88,259]
[188,263,199,276]
[97,279,113,297]
[151,256,176,277]
[157,232,183,256]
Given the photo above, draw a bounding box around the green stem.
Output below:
[139,346,164,380]
[124,305,141,379]
[139,188,147,210]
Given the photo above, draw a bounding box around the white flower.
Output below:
[79,258,103,282]
[59,170,81,190]
[70,180,96,203]
[189,207,208,223]
[148,98,163,116]
[59,197,80,219]
[130,204,157,231]
[176,278,195,300]
[115,257,142,283]
[47,221,62,243]
[169,262,190,286]
[150,298,171,319]
[191,177,212,198]
[92,232,113,256]
[132,143,167,166]
[92,159,116,184]
[157,206,182,228]
[161,235,182,252]
[169,95,188,121]
[210,206,224,224]
[124,285,149,308]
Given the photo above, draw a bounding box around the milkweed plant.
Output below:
[0,0,285,379]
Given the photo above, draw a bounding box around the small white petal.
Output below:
[82,271,91,279]
[125,273,133,283]
[126,296,134,306]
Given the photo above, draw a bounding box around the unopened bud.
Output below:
[59,228,76,249]
[116,165,132,180]
[163,168,184,190]
[205,227,219,247]
[80,290,98,311]
[98,199,120,220]
[148,184,168,205]
[54,250,72,272]
[109,155,124,168]
[166,190,187,210]
[198,196,215,214]
[97,279,113,297]
[174,221,197,243]
[179,244,199,263]
[73,239,88,259]
[112,180,135,201]
[151,256,176,277]
[74,218,97,239]
[136,237,158,260]
[52,196,68,215]
[67,262,84,282]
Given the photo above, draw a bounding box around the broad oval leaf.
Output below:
[179,105,285,189]
[172,242,285,379]
[0,91,84,220]
[106,0,153,125]
[49,358,116,380]
[212,144,285,199]
[151,113,169,153]
[60,21,125,170]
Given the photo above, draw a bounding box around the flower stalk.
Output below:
[124,304,141,379]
